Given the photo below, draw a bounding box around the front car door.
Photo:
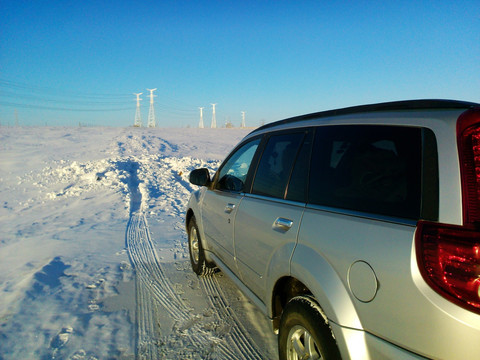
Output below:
[201,137,261,271]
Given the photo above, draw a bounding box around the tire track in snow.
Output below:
[163,157,265,359]
[160,157,264,359]
[200,274,264,360]
[119,134,266,359]
[123,162,239,359]
[127,211,244,359]
[127,213,161,359]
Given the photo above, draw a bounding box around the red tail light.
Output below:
[457,109,480,223]
[416,221,480,314]
[416,108,480,314]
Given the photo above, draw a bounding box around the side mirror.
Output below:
[189,168,212,187]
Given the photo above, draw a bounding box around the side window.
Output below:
[286,131,313,202]
[309,125,422,220]
[252,132,305,199]
[216,138,260,192]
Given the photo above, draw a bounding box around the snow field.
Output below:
[0,127,277,359]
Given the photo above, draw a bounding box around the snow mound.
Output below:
[23,155,220,217]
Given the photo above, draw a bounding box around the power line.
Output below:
[0,78,252,127]
[0,79,131,99]
[0,100,132,112]
[0,90,130,105]
[0,78,133,112]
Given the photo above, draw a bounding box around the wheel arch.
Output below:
[271,276,313,331]
[288,243,363,329]
[270,244,363,332]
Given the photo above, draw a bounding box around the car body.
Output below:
[185,100,480,360]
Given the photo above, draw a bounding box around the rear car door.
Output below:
[234,130,312,301]
[201,138,261,271]
[294,125,441,352]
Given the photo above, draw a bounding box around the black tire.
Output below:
[187,216,213,276]
[279,296,341,360]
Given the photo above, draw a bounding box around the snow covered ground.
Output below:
[0,127,278,359]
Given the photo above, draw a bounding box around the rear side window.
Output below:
[252,132,305,199]
[309,125,422,220]
[286,131,313,202]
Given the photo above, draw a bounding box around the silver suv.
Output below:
[185,100,480,360]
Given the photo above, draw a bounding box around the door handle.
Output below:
[273,217,294,231]
[224,203,236,214]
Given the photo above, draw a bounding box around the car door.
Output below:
[234,130,312,301]
[201,137,261,271]
[294,125,432,349]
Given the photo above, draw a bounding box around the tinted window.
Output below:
[309,125,422,220]
[286,131,313,202]
[421,129,439,221]
[252,132,304,199]
[216,138,260,192]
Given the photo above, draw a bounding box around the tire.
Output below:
[187,216,213,276]
[279,296,341,360]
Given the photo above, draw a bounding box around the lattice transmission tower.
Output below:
[198,107,204,128]
[211,103,217,128]
[147,88,157,128]
[133,93,143,127]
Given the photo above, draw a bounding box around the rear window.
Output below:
[309,125,423,220]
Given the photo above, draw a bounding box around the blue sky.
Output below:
[1,0,479,127]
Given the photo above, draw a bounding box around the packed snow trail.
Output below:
[120,132,268,359]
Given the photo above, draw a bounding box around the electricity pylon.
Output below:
[241,111,246,128]
[133,93,143,127]
[199,107,204,128]
[211,103,217,128]
[147,88,157,128]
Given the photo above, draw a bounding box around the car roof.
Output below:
[249,99,480,135]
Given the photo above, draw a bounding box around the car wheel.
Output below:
[188,216,212,276]
[279,296,341,360]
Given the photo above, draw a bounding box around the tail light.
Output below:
[416,221,480,314]
[416,108,480,315]
[457,109,480,223]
